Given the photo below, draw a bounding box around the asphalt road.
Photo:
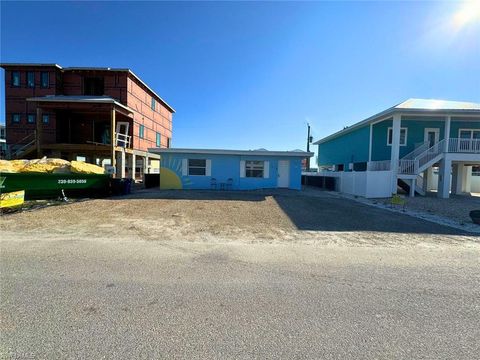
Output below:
[1,238,479,359]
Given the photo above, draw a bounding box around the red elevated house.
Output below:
[1,63,175,179]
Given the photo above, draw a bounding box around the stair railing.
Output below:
[401,141,430,160]
[9,131,37,159]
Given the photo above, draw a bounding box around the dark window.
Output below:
[139,125,145,139]
[27,72,35,88]
[336,164,344,172]
[42,114,49,124]
[41,72,49,88]
[11,71,20,87]
[83,77,104,95]
[12,114,21,124]
[353,162,367,171]
[245,160,264,178]
[156,132,161,147]
[27,114,36,124]
[151,97,156,111]
[167,137,171,148]
[188,159,206,176]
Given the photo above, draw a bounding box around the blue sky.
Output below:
[1,1,479,158]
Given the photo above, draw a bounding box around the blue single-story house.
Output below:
[148,148,313,190]
[314,99,480,198]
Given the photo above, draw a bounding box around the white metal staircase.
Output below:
[396,138,480,195]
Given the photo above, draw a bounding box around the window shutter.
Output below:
[240,160,246,178]
[182,159,188,176]
[206,159,211,176]
[263,161,269,178]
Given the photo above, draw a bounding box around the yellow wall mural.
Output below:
[160,167,183,189]
[159,157,193,189]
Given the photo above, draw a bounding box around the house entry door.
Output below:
[277,160,290,188]
[424,128,440,151]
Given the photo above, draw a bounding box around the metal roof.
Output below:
[26,95,133,113]
[314,98,480,145]
[395,98,480,111]
[149,148,314,157]
[0,63,62,69]
[0,63,175,113]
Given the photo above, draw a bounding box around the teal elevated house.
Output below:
[315,99,480,198]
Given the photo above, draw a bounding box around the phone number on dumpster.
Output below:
[57,179,87,184]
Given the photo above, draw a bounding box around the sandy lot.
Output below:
[2,189,479,359]
[1,189,477,246]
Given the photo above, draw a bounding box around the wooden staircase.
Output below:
[7,132,37,159]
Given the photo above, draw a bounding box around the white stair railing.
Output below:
[401,141,430,160]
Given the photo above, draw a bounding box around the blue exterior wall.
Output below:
[450,117,480,137]
[160,153,303,190]
[317,125,370,169]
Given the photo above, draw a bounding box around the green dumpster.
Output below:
[0,173,110,200]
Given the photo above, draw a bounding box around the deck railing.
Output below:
[367,160,391,171]
[446,138,480,153]
[398,159,417,174]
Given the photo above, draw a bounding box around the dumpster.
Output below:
[0,173,110,200]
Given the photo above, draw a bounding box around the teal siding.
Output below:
[318,125,370,169]
[319,116,480,167]
[450,117,480,137]
[399,117,445,157]
[371,119,392,161]
[373,117,446,160]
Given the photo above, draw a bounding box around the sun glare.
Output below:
[452,0,480,30]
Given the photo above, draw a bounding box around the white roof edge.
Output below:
[148,148,314,157]
[314,99,480,145]
[26,96,134,113]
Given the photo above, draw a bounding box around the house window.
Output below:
[387,127,407,146]
[42,114,49,124]
[41,72,49,88]
[139,125,145,139]
[27,72,35,88]
[84,77,104,95]
[188,159,206,176]
[167,137,171,148]
[27,114,36,124]
[245,160,264,178]
[12,114,21,124]
[156,132,161,147]
[11,71,20,87]
[151,97,156,111]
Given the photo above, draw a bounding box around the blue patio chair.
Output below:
[226,178,233,190]
[211,178,217,190]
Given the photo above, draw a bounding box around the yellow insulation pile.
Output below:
[70,161,106,175]
[0,158,105,174]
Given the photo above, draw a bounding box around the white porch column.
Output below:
[130,153,136,181]
[444,115,451,150]
[409,178,416,197]
[437,157,452,198]
[143,155,149,175]
[464,166,472,193]
[390,114,401,194]
[117,148,126,179]
[451,164,461,194]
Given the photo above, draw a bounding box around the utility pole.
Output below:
[306,123,311,172]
